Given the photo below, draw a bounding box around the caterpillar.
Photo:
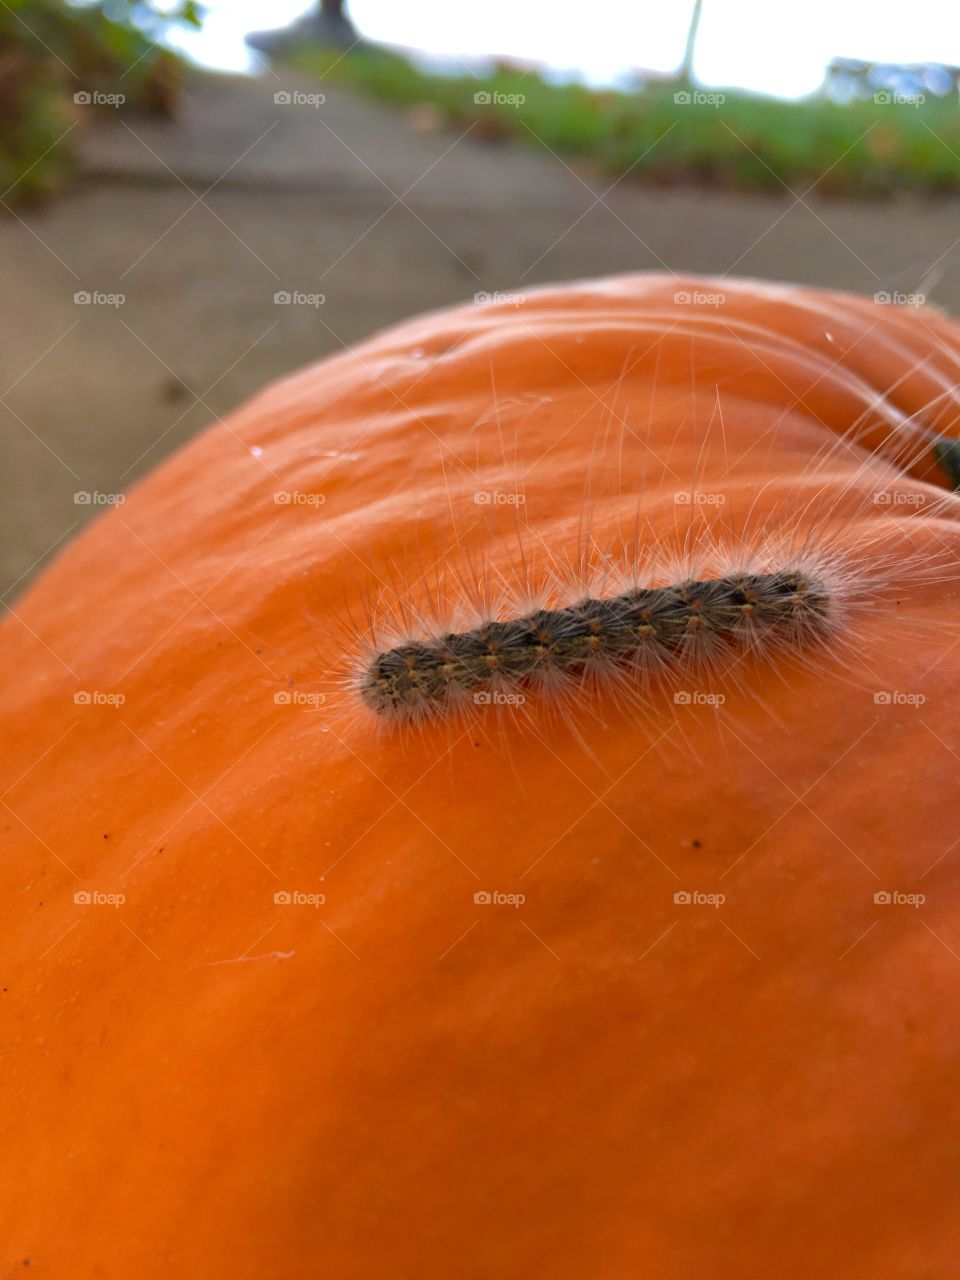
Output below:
[338,459,960,738]
[359,568,831,720]
[322,313,960,737]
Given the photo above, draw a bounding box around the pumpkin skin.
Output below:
[3,273,960,1278]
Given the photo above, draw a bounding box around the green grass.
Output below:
[288,45,960,199]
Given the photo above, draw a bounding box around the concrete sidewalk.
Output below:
[77,69,578,207]
[3,67,959,592]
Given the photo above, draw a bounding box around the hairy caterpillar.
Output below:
[359,569,830,720]
[299,283,960,741]
[328,409,960,744]
[335,487,960,746]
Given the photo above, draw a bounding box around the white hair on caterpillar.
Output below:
[286,352,960,758]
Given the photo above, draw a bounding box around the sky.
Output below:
[166,0,960,100]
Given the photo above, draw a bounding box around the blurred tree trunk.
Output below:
[318,0,356,44]
[678,0,704,84]
[249,0,358,54]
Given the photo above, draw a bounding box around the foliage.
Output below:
[0,0,199,207]
[288,44,960,199]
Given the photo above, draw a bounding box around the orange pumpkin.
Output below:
[3,273,960,1278]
